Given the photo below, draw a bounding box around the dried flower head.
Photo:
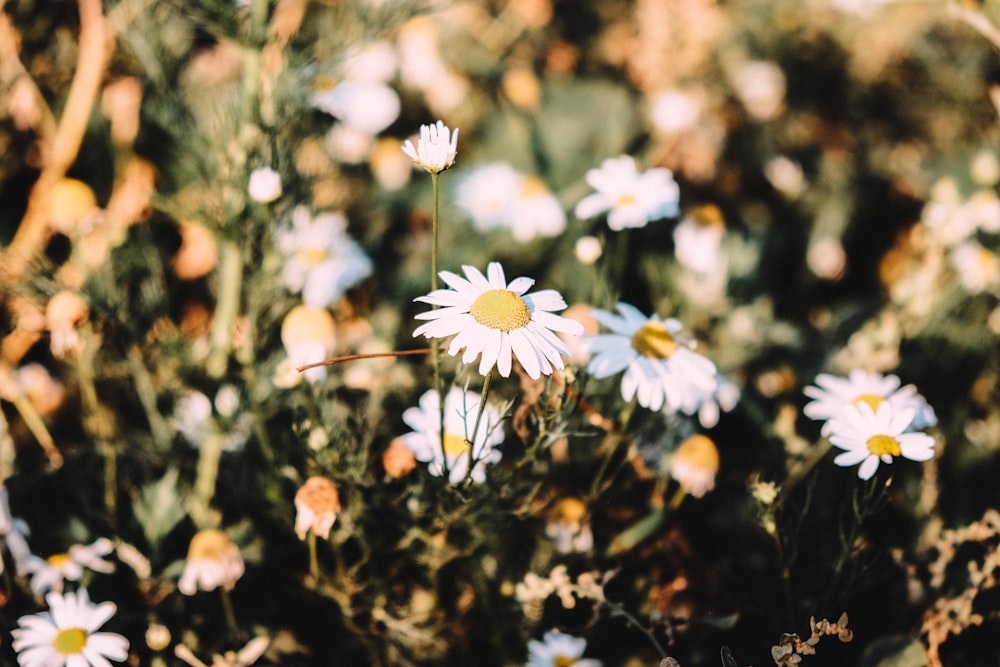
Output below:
[671,434,720,498]
[178,529,245,595]
[294,476,341,540]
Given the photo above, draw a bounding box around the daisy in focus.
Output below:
[20,538,116,594]
[412,262,584,379]
[399,387,504,484]
[583,302,717,411]
[526,630,602,667]
[826,402,936,480]
[803,369,937,435]
[11,588,129,667]
[574,155,680,231]
[273,205,372,309]
[402,120,458,173]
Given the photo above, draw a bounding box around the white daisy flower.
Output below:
[402,120,458,173]
[680,374,740,428]
[583,303,717,411]
[412,262,584,379]
[526,630,602,667]
[312,79,400,135]
[803,369,937,435]
[827,402,936,480]
[574,156,680,231]
[400,387,504,484]
[274,206,372,309]
[178,529,245,595]
[455,163,566,241]
[247,167,282,203]
[11,588,129,667]
[21,538,116,595]
[673,205,725,274]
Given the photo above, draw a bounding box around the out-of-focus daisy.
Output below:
[402,120,458,174]
[274,205,372,309]
[648,89,702,135]
[11,588,129,667]
[172,389,251,452]
[544,497,594,554]
[950,241,1000,293]
[294,476,341,540]
[673,204,725,274]
[312,79,400,135]
[247,167,282,204]
[803,369,937,435]
[526,630,602,667]
[455,163,566,241]
[728,60,786,121]
[584,303,717,411]
[324,123,375,165]
[275,305,338,387]
[679,374,740,428]
[574,155,680,231]
[21,538,115,595]
[178,529,245,595]
[670,434,720,498]
[826,403,936,480]
[412,262,583,379]
[400,387,504,484]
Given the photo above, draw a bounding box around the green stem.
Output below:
[219,585,240,641]
[206,239,243,379]
[190,433,224,529]
[307,530,319,584]
[430,171,448,478]
[464,367,495,484]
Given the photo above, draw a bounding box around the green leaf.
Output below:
[132,467,187,555]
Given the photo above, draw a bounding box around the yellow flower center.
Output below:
[47,553,72,568]
[866,434,901,457]
[52,627,87,655]
[554,657,577,667]
[851,393,884,412]
[520,175,548,198]
[443,433,471,457]
[630,321,678,359]
[300,247,329,265]
[470,289,531,332]
[615,193,636,206]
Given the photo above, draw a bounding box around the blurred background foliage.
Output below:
[3,0,1000,666]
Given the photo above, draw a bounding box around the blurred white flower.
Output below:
[527,630,601,667]
[274,206,372,309]
[806,237,847,281]
[21,538,116,595]
[12,589,129,667]
[648,89,702,135]
[545,498,594,554]
[673,205,725,274]
[803,369,937,436]
[971,150,1000,186]
[765,156,806,199]
[455,163,565,241]
[173,389,251,452]
[277,305,338,386]
[575,156,680,230]
[680,374,740,428]
[324,123,376,164]
[402,120,458,174]
[312,80,400,135]
[247,167,282,203]
[584,303,717,412]
[178,529,244,595]
[730,60,786,121]
[950,241,1000,292]
[400,387,504,484]
[413,262,583,379]
[827,402,936,480]
[342,40,397,83]
[671,434,720,498]
[574,236,603,265]
[397,17,448,91]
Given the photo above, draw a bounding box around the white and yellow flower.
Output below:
[11,588,129,667]
[803,369,937,435]
[274,206,372,309]
[400,387,503,484]
[574,155,679,231]
[584,303,717,411]
[454,163,566,242]
[826,402,936,480]
[177,529,245,595]
[412,262,583,379]
[402,120,458,173]
[526,630,602,667]
[21,538,115,595]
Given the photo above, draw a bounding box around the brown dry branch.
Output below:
[771,613,853,666]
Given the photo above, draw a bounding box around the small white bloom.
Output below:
[413,262,584,379]
[324,123,375,164]
[681,374,740,428]
[455,164,566,241]
[11,588,129,667]
[400,387,504,484]
[803,369,937,435]
[574,236,603,265]
[526,630,602,667]
[673,205,725,274]
[402,120,458,173]
[312,80,400,135]
[827,402,936,480]
[247,167,282,203]
[178,529,245,595]
[950,241,1000,293]
[584,303,717,412]
[729,60,786,121]
[173,390,250,452]
[274,206,372,309]
[21,538,116,595]
[574,155,680,230]
[648,89,702,135]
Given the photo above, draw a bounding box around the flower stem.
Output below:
[307,530,320,584]
[464,367,495,484]
[206,239,243,379]
[430,171,448,478]
[219,585,240,641]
